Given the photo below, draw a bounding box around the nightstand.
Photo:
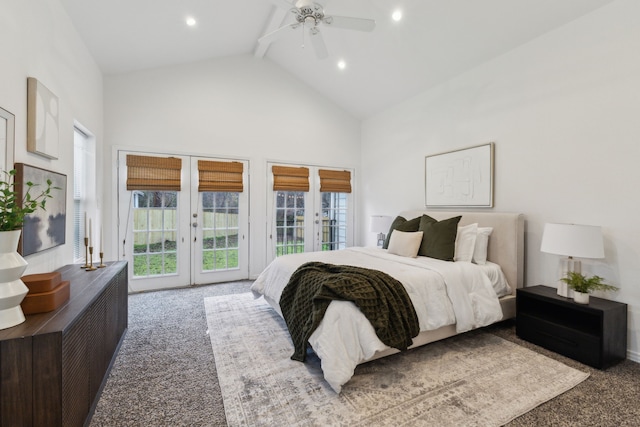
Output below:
[516,285,627,369]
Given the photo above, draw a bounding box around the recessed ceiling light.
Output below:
[337,60,346,70]
[391,9,402,22]
[186,17,196,27]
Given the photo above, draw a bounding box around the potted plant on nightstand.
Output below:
[560,271,618,304]
[0,168,56,329]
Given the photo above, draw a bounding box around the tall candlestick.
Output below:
[89,218,92,247]
[84,212,87,239]
[100,226,103,252]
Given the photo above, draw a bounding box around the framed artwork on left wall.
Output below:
[15,163,67,256]
[27,77,60,159]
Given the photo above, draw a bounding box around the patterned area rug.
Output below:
[205,293,589,427]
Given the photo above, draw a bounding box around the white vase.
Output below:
[0,229,29,329]
[573,291,590,304]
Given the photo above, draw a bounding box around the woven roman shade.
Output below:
[126,155,182,191]
[319,169,352,193]
[198,160,244,192]
[272,165,309,192]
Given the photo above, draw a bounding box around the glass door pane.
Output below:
[275,191,306,256]
[201,192,239,271]
[132,191,178,277]
[320,192,348,251]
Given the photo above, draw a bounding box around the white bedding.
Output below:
[250,247,508,393]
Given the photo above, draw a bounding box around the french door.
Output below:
[118,151,248,292]
[266,163,353,262]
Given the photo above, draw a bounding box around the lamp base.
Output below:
[377,233,385,247]
[557,257,580,298]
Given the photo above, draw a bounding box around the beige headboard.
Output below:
[399,210,525,295]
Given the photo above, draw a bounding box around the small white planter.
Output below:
[573,291,590,304]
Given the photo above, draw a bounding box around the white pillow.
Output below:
[454,223,478,262]
[387,230,424,258]
[472,227,493,265]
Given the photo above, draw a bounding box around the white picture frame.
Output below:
[27,77,59,159]
[425,142,494,208]
[0,106,15,173]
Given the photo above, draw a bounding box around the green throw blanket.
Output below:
[279,261,420,362]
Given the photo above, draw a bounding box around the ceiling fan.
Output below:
[259,0,376,59]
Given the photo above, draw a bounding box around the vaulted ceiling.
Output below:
[60,0,614,118]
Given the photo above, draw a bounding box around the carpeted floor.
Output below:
[90,281,640,427]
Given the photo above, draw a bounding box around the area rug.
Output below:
[205,293,589,427]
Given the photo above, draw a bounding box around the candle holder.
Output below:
[98,251,106,268]
[81,237,90,268]
[86,246,97,271]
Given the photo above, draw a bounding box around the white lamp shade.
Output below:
[540,223,605,259]
[370,215,393,233]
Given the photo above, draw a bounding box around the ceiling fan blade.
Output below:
[323,15,376,32]
[309,28,328,59]
[258,23,300,45]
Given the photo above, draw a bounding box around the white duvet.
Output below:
[250,247,508,393]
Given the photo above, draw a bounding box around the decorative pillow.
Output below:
[382,215,422,249]
[473,227,493,265]
[386,230,424,258]
[454,223,478,262]
[417,215,462,261]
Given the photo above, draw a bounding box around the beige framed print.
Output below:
[425,142,494,208]
[27,77,59,159]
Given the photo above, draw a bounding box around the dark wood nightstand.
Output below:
[516,285,627,369]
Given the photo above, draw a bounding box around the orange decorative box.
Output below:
[21,280,70,315]
[21,272,62,293]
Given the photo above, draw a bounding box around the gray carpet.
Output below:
[90,282,640,427]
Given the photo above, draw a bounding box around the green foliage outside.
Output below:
[132,235,238,277]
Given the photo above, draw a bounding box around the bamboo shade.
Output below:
[198,160,244,192]
[126,155,182,191]
[272,165,309,192]
[319,169,352,193]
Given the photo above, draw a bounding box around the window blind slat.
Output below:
[319,169,351,193]
[126,155,182,191]
[198,160,243,192]
[272,165,309,192]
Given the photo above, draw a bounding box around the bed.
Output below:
[251,210,525,393]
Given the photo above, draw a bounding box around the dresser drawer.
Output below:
[517,313,602,367]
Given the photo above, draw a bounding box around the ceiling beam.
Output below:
[254,6,288,59]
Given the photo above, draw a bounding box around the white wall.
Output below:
[361,0,640,361]
[0,0,103,273]
[102,55,361,277]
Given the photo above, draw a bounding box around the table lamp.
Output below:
[370,215,393,247]
[540,223,605,297]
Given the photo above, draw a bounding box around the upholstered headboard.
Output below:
[399,210,525,295]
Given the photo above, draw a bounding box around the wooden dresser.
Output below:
[0,261,128,427]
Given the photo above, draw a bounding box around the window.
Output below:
[73,126,96,262]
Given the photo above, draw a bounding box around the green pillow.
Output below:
[417,215,462,261]
[382,216,422,249]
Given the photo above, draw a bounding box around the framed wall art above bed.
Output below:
[425,143,494,208]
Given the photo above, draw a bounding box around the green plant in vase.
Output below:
[560,271,618,304]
